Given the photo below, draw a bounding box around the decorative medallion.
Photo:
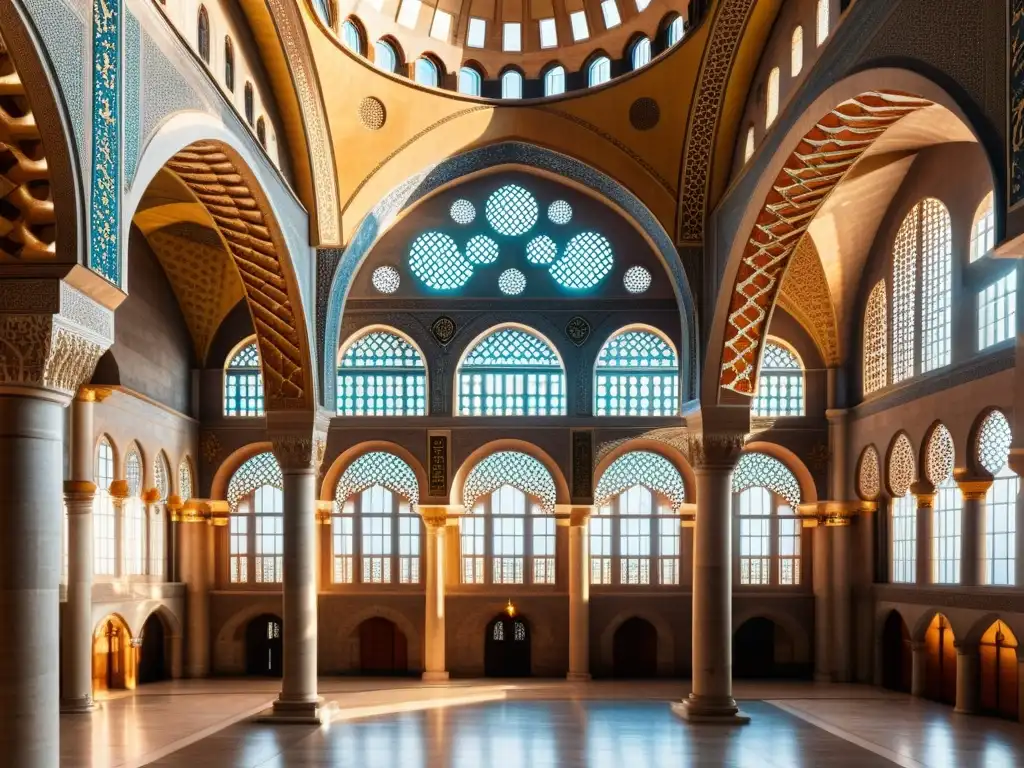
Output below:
[430,315,456,346]
[358,97,386,130]
[200,432,221,465]
[565,316,591,347]
[629,97,660,131]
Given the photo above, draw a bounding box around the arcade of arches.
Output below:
[5,0,1024,765]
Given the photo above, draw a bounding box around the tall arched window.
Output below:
[460,451,558,584]
[178,456,194,501]
[892,207,918,384]
[224,37,235,91]
[374,40,398,73]
[256,117,267,148]
[971,192,995,262]
[457,326,566,416]
[864,279,888,393]
[743,125,755,162]
[733,453,802,585]
[920,198,952,373]
[151,452,170,578]
[124,445,146,576]
[244,82,254,125]
[791,26,803,76]
[341,19,363,54]
[978,268,1017,350]
[594,327,679,416]
[224,338,264,417]
[816,0,829,45]
[666,15,684,47]
[312,0,334,27]
[337,328,427,416]
[888,433,916,584]
[459,66,482,96]
[631,37,652,70]
[979,411,1018,585]
[501,69,523,99]
[332,452,421,584]
[94,437,116,576]
[227,452,284,584]
[752,339,804,417]
[197,6,211,64]
[544,65,566,96]
[414,57,439,87]
[593,451,685,585]
[765,67,780,128]
[927,425,960,584]
[588,56,611,87]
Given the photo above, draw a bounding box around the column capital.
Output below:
[76,385,114,403]
[108,479,129,500]
[685,433,745,471]
[165,494,184,513]
[910,479,935,508]
[63,480,96,502]
[142,487,161,504]
[825,408,850,423]
[556,504,593,526]
[268,409,331,473]
[954,469,994,500]
[417,504,459,528]
[315,500,332,525]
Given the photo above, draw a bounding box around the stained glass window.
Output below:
[224,340,264,417]
[374,40,398,73]
[544,66,566,96]
[459,67,482,96]
[816,0,829,45]
[920,199,952,373]
[458,327,565,416]
[463,450,558,513]
[126,446,141,497]
[623,266,651,294]
[486,185,538,236]
[791,26,803,76]
[460,484,554,585]
[979,410,1017,585]
[594,328,678,416]
[753,340,804,417]
[589,56,612,87]
[666,16,683,46]
[864,279,888,393]
[978,270,1016,350]
[466,235,499,264]
[341,20,362,54]
[889,433,916,584]
[766,67,780,128]
[94,438,116,576]
[928,425,960,584]
[514,621,526,641]
[123,445,146,576]
[892,208,918,384]
[733,454,802,586]
[596,451,685,510]
[227,452,283,584]
[337,329,426,416]
[526,235,558,265]
[971,192,995,262]
[493,621,504,641]
[178,457,193,501]
[501,70,523,99]
[408,231,473,290]
[498,268,527,295]
[550,232,614,289]
[858,446,881,501]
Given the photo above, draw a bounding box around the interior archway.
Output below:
[92,615,135,694]
[357,617,409,675]
[733,616,804,679]
[612,617,659,678]
[979,620,1019,720]
[485,614,531,677]
[924,613,957,705]
[137,613,168,685]
[880,610,912,694]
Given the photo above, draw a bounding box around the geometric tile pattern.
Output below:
[720,92,931,394]
[732,451,801,508]
[227,451,282,512]
[887,433,915,498]
[978,410,1012,475]
[925,423,954,485]
[463,450,557,514]
[595,451,686,511]
[335,451,420,506]
[776,235,839,365]
[857,445,881,501]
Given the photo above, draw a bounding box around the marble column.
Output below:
[956,474,992,587]
[111,479,129,578]
[419,506,449,681]
[177,506,212,677]
[567,506,592,681]
[812,520,832,681]
[912,481,935,586]
[911,640,927,697]
[61,392,99,713]
[673,432,748,724]
[830,519,852,682]
[954,643,979,714]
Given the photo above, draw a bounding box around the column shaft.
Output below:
[830,522,852,682]
[812,523,832,681]
[567,513,590,681]
[911,641,927,697]
[955,477,991,587]
[179,519,211,677]
[0,395,65,767]
[954,646,978,714]
[422,521,448,681]
[915,495,933,585]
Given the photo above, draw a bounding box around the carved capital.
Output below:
[77,385,114,402]
[910,479,935,509]
[417,505,453,529]
[64,480,97,505]
[569,505,593,526]
[954,468,994,501]
[268,409,330,472]
[686,433,745,471]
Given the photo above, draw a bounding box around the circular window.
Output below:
[623,265,652,294]
[548,200,572,225]
[526,235,558,265]
[408,231,473,290]
[486,185,538,236]
[466,235,500,264]
[371,265,401,294]
[550,232,614,289]
[450,199,476,225]
[498,268,527,295]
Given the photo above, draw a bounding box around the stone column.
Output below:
[419,506,449,681]
[177,504,213,677]
[829,517,853,682]
[1010,451,1024,588]
[912,481,935,585]
[567,506,592,681]
[955,473,992,587]
[954,643,979,714]
[269,412,329,723]
[143,488,163,577]
[812,519,832,681]
[166,494,183,583]
[673,431,748,724]
[110,479,129,578]
[910,640,927,697]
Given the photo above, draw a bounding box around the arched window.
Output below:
[94,437,116,576]
[124,445,146,576]
[631,37,652,70]
[224,37,235,91]
[864,279,888,393]
[888,433,916,584]
[459,66,482,96]
[224,339,264,417]
[979,411,1018,585]
[332,452,421,583]
[312,0,334,27]
[593,451,685,585]
[460,451,558,584]
[336,328,427,416]
[178,457,194,501]
[374,40,399,73]
[971,192,995,262]
[743,125,755,162]
[892,207,918,384]
[594,327,679,416]
[151,452,170,578]
[927,425,960,584]
[457,326,566,416]
[765,67,780,128]
[256,117,267,148]
[244,82,254,125]
[588,56,611,87]
[414,57,439,87]
[227,452,284,584]
[544,65,566,96]
[920,199,952,373]
[816,0,829,45]
[752,340,804,417]
[501,69,523,99]
[341,19,363,54]
[791,26,803,76]
[197,6,211,64]
[733,453,802,585]
[666,15,684,47]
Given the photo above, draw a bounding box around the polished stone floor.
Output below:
[58,679,1024,767]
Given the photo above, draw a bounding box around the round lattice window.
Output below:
[450,199,476,224]
[358,97,386,130]
[623,265,652,294]
[925,424,954,484]
[486,185,538,236]
[629,97,661,131]
[978,410,1012,474]
[466,234,500,264]
[887,433,915,497]
[526,235,558,265]
[371,265,400,294]
[548,200,572,225]
[857,446,881,501]
[498,268,527,295]
[550,232,614,290]
[408,231,473,290]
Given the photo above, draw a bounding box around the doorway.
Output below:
[485,614,531,677]
[245,614,283,676]
[92,615,134,692]
[612,617,658,678]
[357,617,408,674]
[980,620,1019,720]
[881,610,912,693]
[924,614,956,705]
[137,613,167,685]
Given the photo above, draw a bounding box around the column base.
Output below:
[60,695,98,714]
[953,706,976,715]
[566,672,592,682]
[671,695,750,725]
[422,671,450,682]
[256,697,333,725]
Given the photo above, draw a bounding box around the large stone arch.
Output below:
[321,141,700,408]
[707,67,1000,402]
[450,438,572,512]
[319,440,429,503]
[210,441,274,501]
